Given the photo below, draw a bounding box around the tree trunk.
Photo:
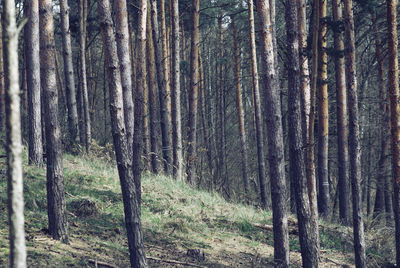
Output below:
[332,0,350,225]
[387,0,400,265]
[256,0,289,266]
[344,0,367,266]
[186,0,200,185]
[171,0,183,180]
[59,0,79,146]
[0,13,4,131]
[232,18,249,195]
[98,1,148,267]
[39,0,69,243]
[24,0,43,168]
[5,0,27,265]
[285,1,319,266]
[146,6,161,174]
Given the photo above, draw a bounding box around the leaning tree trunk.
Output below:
[232,18,249,195]
[24,0,43,167]
[114,0,134,156]
[59,0,79,146]
[171,0,183,180]
[5,0,27,265]
[39,0,69,243]
[285,0,319,266]
[186,0,200,185]
[317,0,330,219]
[387,0,400,265]
[97,0,148,267]
[333,0,350,225]
[79,0,91,153]
[256,0,289,266]
[344,0,367,266]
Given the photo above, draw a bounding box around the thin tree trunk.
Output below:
[114,0,134,156]
[256,0,289,265]
[0,13,4,131]
[60,0,79,145]
[232,18,249,195]
[5,0,27,265]
[344,0,367,266]
[171,0,183,180]
[333,0,350,225]
[24,0,43,168]
[387,0,400,265]
[143,67,151,171]
[39,0,69,243]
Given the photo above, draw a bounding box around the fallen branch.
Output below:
[88,259,117,268]
[253,223,298,235]
[147,256,206,268]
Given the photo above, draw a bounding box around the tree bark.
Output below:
[171,0,183,180]
[39,0,69,243]
[344,0,367,266]
[387,0,400,265]
[0,13,4,131]
[256,0,289,266]
[59,0,79,146]
[285,1,319,266]
[98,1,148,267]
[24,0,43,168]
[332,0,350,225]
[5,0,27,265]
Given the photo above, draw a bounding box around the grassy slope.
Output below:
[0,151,387,267]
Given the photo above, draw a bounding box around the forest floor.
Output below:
[0,149,394,267]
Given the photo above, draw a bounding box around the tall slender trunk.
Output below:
[248,0,268,208]
[171,0,183,180]
[151,0,172,174]
[143,66,151,171]
[5,0,27,265]
[256,0,289,265]
[39,0,69,243]
[317,0,330,218]
[98,1,148,266]
[333,0,350,225]
[114,0,134,156]
[79,0,91,153]
[186,0,200,185]
[286,0,319,266]
[59,0,79,145]
[387,0,400,265]
[146,6,161,174]
[344,0,367,266]
[232,18,249,195]
[24,0,43,167]
[0,13,4,131]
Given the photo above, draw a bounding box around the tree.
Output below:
[344,0,367,265]
[256,0,289,265]
[248,0,268,209]
[171,0,183,180]
[39,0,69,243]
[186,0,200,185]
[24,0,43,167]
[59,0,79,146]
[332,0,350,225]
[97,0,148,266]
[5,0,27,265]
[386,0,400,265]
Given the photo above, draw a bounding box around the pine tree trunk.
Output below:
[387,0,400,265]
[332,0,350,225]
[24,0,43,168]
[39,0,69,243]
[5,0,27,265]
[344,0,367,266]
[171,0,183,180]
[0,13,4,131]
[98,1,148,267]
[256,0,289,265]
[59,0,79,145]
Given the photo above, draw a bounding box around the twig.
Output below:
[88,259,117,268]
[147,256,206,268]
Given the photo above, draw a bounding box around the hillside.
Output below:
[0,151,386,267]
